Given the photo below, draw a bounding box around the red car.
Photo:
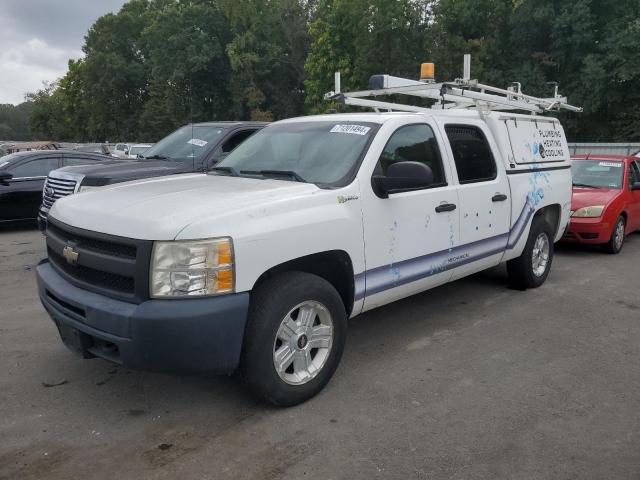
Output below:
[563,155,640,253]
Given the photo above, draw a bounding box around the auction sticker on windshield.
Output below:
[187,138,208,147]
[330,125,371,135]
[599,161,622,167]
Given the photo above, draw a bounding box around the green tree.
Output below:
[139,0,234,139]
[80,0,152,141]
[304,0,434,113]
[0,102,34,140]
[222,0,311,121]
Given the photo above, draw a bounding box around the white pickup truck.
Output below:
[36,109,572,406]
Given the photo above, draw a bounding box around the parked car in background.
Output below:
[127,143,153,158]
[0,141,60,157]
[112,143,132,158]
[0,150,115,224]
[563,155,640,253]
[72,144,112,156]
[38,121,266,229]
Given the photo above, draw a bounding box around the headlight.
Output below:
[79,185,100,193]
[572,205,605,218]
[150,238,234,298]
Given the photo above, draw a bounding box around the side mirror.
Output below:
[372,161,434,198]
[0,171,13,185]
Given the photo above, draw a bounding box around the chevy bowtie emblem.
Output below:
[62,244,79,265]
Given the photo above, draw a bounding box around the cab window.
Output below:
[374,124,446,187]
[10,158,59,178]
[445,125,497,184]
[221,129,258,154]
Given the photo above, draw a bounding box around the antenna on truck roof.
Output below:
[324,54,583,115]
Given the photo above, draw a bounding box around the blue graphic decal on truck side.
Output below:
[354,200,535,301]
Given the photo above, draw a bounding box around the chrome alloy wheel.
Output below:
[273,301,334,385]
[531,232,550,277]
[613,219,625,251]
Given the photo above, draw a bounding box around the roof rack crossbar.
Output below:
[324,54,582,115]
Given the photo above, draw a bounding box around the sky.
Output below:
[0,0,128,105]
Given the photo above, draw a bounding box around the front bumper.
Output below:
[36,260,250,374]
[562,217,611,244]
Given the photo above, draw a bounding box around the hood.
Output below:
[571,187,621,210]
[56,160,190,185]
[50,173,320,240]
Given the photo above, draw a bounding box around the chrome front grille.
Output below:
[41,176,77,211]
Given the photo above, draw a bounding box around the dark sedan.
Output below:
[0,150,116,224]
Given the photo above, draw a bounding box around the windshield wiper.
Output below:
[240,169,306,182]
[142,154,169,160]
[209,166,239,177]
[572,182,597,188]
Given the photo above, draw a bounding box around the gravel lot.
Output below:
[1,225,640,480]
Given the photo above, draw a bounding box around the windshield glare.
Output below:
[142,125,224,161]
[216,121,376,185]
[571,160,624,189]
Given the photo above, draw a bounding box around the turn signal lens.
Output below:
[217,241,233,265]
[216,268,234,291]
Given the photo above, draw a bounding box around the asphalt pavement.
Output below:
[1,225,639,480]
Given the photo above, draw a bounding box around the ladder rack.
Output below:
[324,54,582,115]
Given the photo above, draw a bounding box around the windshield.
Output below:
[215,121,377,186]
[0,152,27,169]
[571,159,624,189]
[141,125,224,161]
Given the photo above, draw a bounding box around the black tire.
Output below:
[507,215,554,289]
[241,272,347,407]
[602,215,625,254]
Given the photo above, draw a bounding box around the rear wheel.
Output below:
[507,215,554,289]
[241,272,347,406]
[602,215,625,254]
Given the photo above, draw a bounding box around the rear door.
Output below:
[437,121,511,280]
[3,155,61,220]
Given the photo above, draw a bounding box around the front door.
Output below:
[628,161,640,231]
[361,122,460,311]
[438,122,511,280]
[4,156,60,220]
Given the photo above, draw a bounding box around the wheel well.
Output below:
[534,204,561,238]
[620,211,627,222]
[254,251,355,315]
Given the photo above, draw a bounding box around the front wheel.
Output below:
[602,215,625,254]
[241,272,347,406]
[507,216,554,289]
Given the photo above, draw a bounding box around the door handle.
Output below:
[492,193,508,202]
[435,203,456,213]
